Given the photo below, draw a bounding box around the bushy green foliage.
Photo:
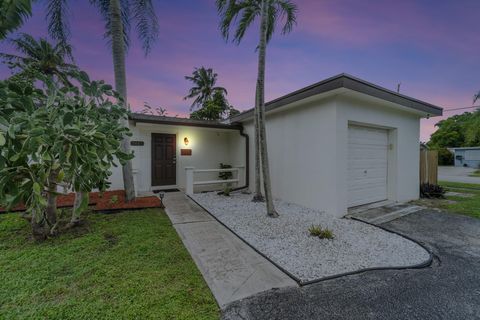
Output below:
[437,148,454,166]
[218,163,233,180]
[308,225,334,239]
[0,0,32,39]
[0,70,132,239]
[428,111,480,148]
[190,90,239,121]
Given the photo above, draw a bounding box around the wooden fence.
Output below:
[420,149,438,185]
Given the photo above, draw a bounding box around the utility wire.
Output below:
[442,106,479,113]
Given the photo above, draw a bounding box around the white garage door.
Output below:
[348,125,388,207]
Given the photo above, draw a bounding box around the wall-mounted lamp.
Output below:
[184,137,189,146]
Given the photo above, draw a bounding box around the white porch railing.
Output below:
[185,166,244,195]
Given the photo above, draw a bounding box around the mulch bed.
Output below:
[0,190,162,213]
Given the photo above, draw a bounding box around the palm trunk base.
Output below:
[252,194,265,202]
[267,210,279,218]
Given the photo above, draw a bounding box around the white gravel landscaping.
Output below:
[191,192,431,283]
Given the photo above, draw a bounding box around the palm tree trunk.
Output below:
[110,0,135,201]
[252,87,264,202]
[256,0,278,217]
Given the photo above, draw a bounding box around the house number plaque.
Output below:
[130,141,144,146]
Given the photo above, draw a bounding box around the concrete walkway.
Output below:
[163,192,297,308]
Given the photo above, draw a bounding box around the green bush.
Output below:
[437,148,454,166]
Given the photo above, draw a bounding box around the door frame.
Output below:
[151,133,177,187]
[346,122,395,208]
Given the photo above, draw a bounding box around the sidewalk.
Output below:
[163,192,297,308]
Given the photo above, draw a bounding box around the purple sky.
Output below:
[1,0,479,141]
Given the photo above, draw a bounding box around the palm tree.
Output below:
[46,0,159,201]
[216,0,297,217]
[0,0,33,39]
[0,33,77,86]
[184,67,227,110]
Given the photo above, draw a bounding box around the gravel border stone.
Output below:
[191,192,431,283]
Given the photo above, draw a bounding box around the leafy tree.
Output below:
[190,90,239,121]
[427,111,480,165]
[0,0,32,39]
[184,67,227,109]
[46,0,160,201]
[216,0,297,217]
[0,71,132,240]
[0,33,77,86]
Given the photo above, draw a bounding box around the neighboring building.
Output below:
[450,147,480,168]
[109,73,443,217]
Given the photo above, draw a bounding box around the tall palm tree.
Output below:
[216,0,297,217]
[0,0,33,39]
[184,67,227,110]
[46,0,159,201]
[0,33,77,86]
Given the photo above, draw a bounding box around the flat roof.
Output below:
[129,113,241,130]
[230,73,443,123]
[451,147,480,150]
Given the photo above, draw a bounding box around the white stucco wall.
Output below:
[242,93,422,217]
[109,122,246,193]
[335,94,421,216]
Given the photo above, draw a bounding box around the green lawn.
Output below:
[0,209,218,319]
[425,181,480,219]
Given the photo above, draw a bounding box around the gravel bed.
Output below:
[191,192,431,283]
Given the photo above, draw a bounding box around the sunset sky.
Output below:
[1,0,479,141]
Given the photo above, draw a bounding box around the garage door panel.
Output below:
[348,168,388,181]
[348,125,388,207]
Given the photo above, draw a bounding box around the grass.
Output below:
[308,225,334,239]
[415,181,480,219]
[0,209,218,320]
[469,170,480,177]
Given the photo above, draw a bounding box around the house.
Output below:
[109,74,443,217]
[450,147,480,168]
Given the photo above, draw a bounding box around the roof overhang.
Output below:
[230,73,443,123]
[129,113,242,130]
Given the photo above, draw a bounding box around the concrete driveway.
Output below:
[222,209,480,320]
[439,166,480,184]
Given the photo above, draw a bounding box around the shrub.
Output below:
[437,148,454,166]
[218,163,233,180]
[308,225,334,239]
[420,183,445,199]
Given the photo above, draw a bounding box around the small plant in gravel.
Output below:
[109,195,119,205]
[308,225,334,239]
[223,186,231,197]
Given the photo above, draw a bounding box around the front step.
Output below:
[348,203,424,225]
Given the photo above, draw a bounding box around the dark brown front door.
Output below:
[152,133,176,186]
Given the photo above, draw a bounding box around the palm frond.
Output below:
[46,0,73,59]
[131,0,159,55]
[233,2,259,44]
[474,92,480,104]
[89,0,131,52]
[216,0,297,45]
[276,0,297,35]
[0,0,33,39]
